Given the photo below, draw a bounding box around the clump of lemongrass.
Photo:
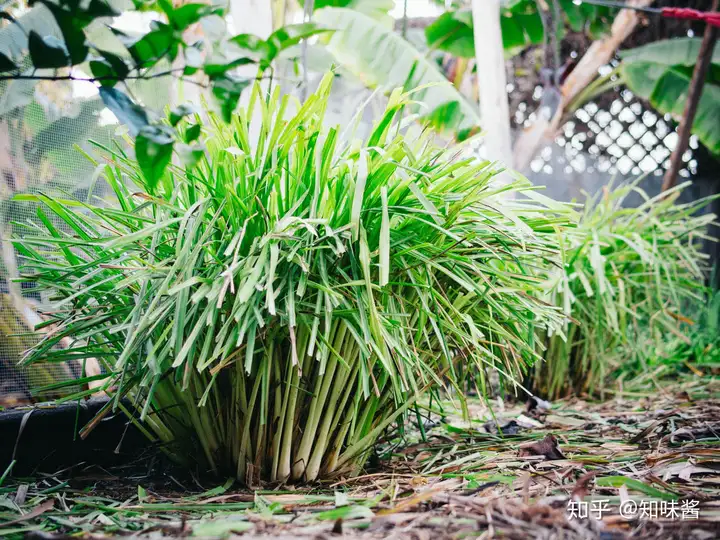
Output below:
[613,288,720,391]
[15,74,569,483]
[535,181,715,399]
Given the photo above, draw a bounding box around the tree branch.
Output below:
[512,0,654,171]
[0,68,185,82]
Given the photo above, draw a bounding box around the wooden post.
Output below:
[471,0,514,173]
[662,0,719,192]
[229,0,274,141]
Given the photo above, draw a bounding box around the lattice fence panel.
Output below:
[506,0,705,182]
[512,85,696,179]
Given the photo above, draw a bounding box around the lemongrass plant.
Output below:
[615,288,720,391]
[14,74,570,483]
[535,181,716,399]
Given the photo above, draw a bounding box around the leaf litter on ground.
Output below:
[1,379,719,539]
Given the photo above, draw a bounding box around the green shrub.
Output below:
[15,75,569,483]
[617,288,720,391]
[535,182,715,399]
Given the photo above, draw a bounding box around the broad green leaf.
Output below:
[211,75,251,122]
[228,24,330,69]
[425,11,475,58]
[203,55,256,77]
[97,49,130,83]
[169,104,197,126]
[314,7,482,136]
[113,23,177,68]
[28,31,69,68]
[35,1,91,63]
[167,3,217,31]
[620,38,720,155]
[500,11,532,53]
[229,33,272,61]
[0,51,16,73]
[89,58,124,86]
[425,2,605,58]
[559,0,588,33]
[651,69,720,155]
[619,37,720,69]
[99,87,149,136]
[90,58,113,81]
[184,123,202,143]
[0,3,62,61]
[135,125,175,190]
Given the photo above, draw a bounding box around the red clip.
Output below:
[662,8,720,28]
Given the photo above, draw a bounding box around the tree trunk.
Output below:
[471,0,513,174]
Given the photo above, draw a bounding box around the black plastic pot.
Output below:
[0,398,148,475]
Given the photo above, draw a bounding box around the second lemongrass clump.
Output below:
[536,182,715,399]
[17,74,569,483]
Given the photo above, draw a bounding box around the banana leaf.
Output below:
[619,38,720,155]
[424,0,612,59]
[314,7,481,138]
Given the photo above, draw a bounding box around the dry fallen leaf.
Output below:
[516,414,545,429]
[1,499,54,527]
[518,434,566,460]
[545,414,585,427]
[571,471,598,500]
[484,419,523,435]
[410,476,428,488]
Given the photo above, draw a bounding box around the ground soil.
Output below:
[1,381,719,539]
